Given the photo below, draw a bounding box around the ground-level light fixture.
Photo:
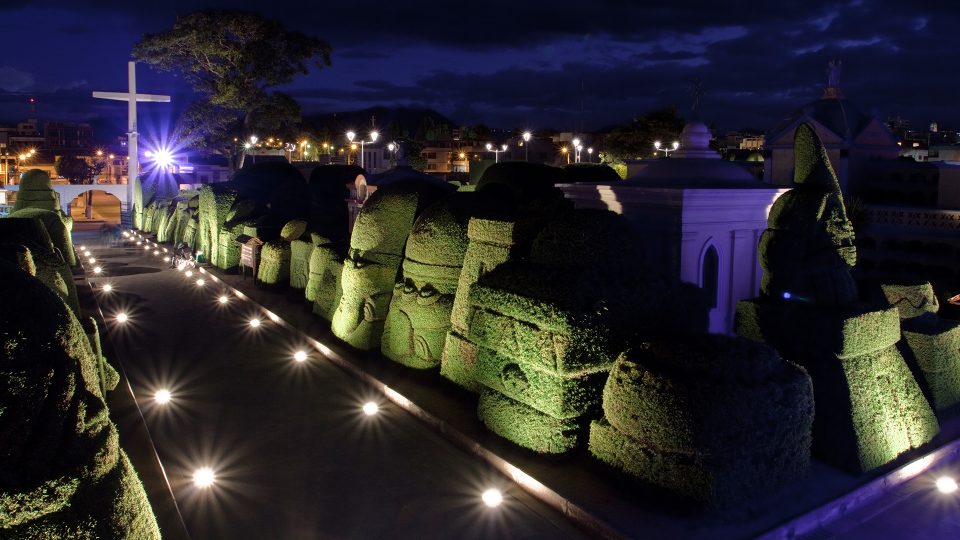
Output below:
[196,279,205,287]
[937,476,958,494]
[185,270,193,278]
[88,257,96,263]
[249,317,261,328]
[192,467,216,489]
[101,284,113,292]
[362,402,379,416]
[218,295,229,304]
[482,488,503,507]
[116,312,129,323]
[293,350,308,363]
[155,389,172,404]
[93,266,102,274]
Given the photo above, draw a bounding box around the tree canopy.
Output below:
[600,107,684,163]
[133,10,331,168]
[56,156,105,185]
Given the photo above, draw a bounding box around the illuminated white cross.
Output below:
[93,61,170,211]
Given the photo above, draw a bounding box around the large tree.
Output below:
[133,10,331,169]
[600,107,684,163]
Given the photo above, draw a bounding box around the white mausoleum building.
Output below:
[558,121,787,335]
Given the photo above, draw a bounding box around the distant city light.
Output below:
[482,489,503,507]
[192,467,216,488]
[937,476,958,494]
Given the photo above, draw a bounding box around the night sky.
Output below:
[1,0,957,138]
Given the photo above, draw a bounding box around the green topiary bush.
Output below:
[331,181,454,350]
[478,390,581,453]
[257,241,291,285]
[307,239,345,321]
[197,184,239,267]
[0,217,79,315]
[441,218,522,391]
[881,282,939,319]
[290,238,314,290]
[736,302,939,472]
[12,169,59,213]
[0,263,160,538]
[280,219,307,242]
[758,123,857,306]
[81,316,120,398]
[382,193,474,369]
[589,336,813,507]
[883,282,960,411]
[7,207,76,267]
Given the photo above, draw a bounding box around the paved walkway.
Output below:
[75,231,960,540]
[79,233,588,540]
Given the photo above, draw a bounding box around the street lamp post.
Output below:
[587,147,594,163]
[387,142,397,167]
[522,131,531,162]
[561,146,569,165]
[654,140,680,157]
[346,130,379,169]
[485,142,508,163]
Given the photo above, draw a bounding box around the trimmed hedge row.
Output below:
[0,216,79,315]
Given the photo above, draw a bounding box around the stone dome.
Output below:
[622,121,762,187]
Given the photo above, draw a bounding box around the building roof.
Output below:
[767,97,874,144]
[622,120,763,188]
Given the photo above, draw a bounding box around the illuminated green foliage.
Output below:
[382,194,473,369]
[12,169,60,213]
[589,337,813,506]
[7,207,76,267]
[759,123,857,306]
[0,217,79,315]
[331,181,453,349]
[0,264,159,538]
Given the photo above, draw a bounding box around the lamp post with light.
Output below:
[522,131,531,161]
[346,130,378,169]
[485,143,508,163]
[573,138,585,163]
[654,140,680,157]
[587,147,594,163]
[387,142,397,167]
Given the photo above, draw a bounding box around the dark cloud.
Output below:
[0,1,957,135]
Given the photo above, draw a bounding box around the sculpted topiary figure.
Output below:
[882,281,960,411]
[331,181,453,350]
[589,336,813,507]
[0,260,159,538]
[736,123,939,472]
[12,169,60,213]
[759,123,857,306]
[382,193,474,369]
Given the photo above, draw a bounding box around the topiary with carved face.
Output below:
[382,194,472,368]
